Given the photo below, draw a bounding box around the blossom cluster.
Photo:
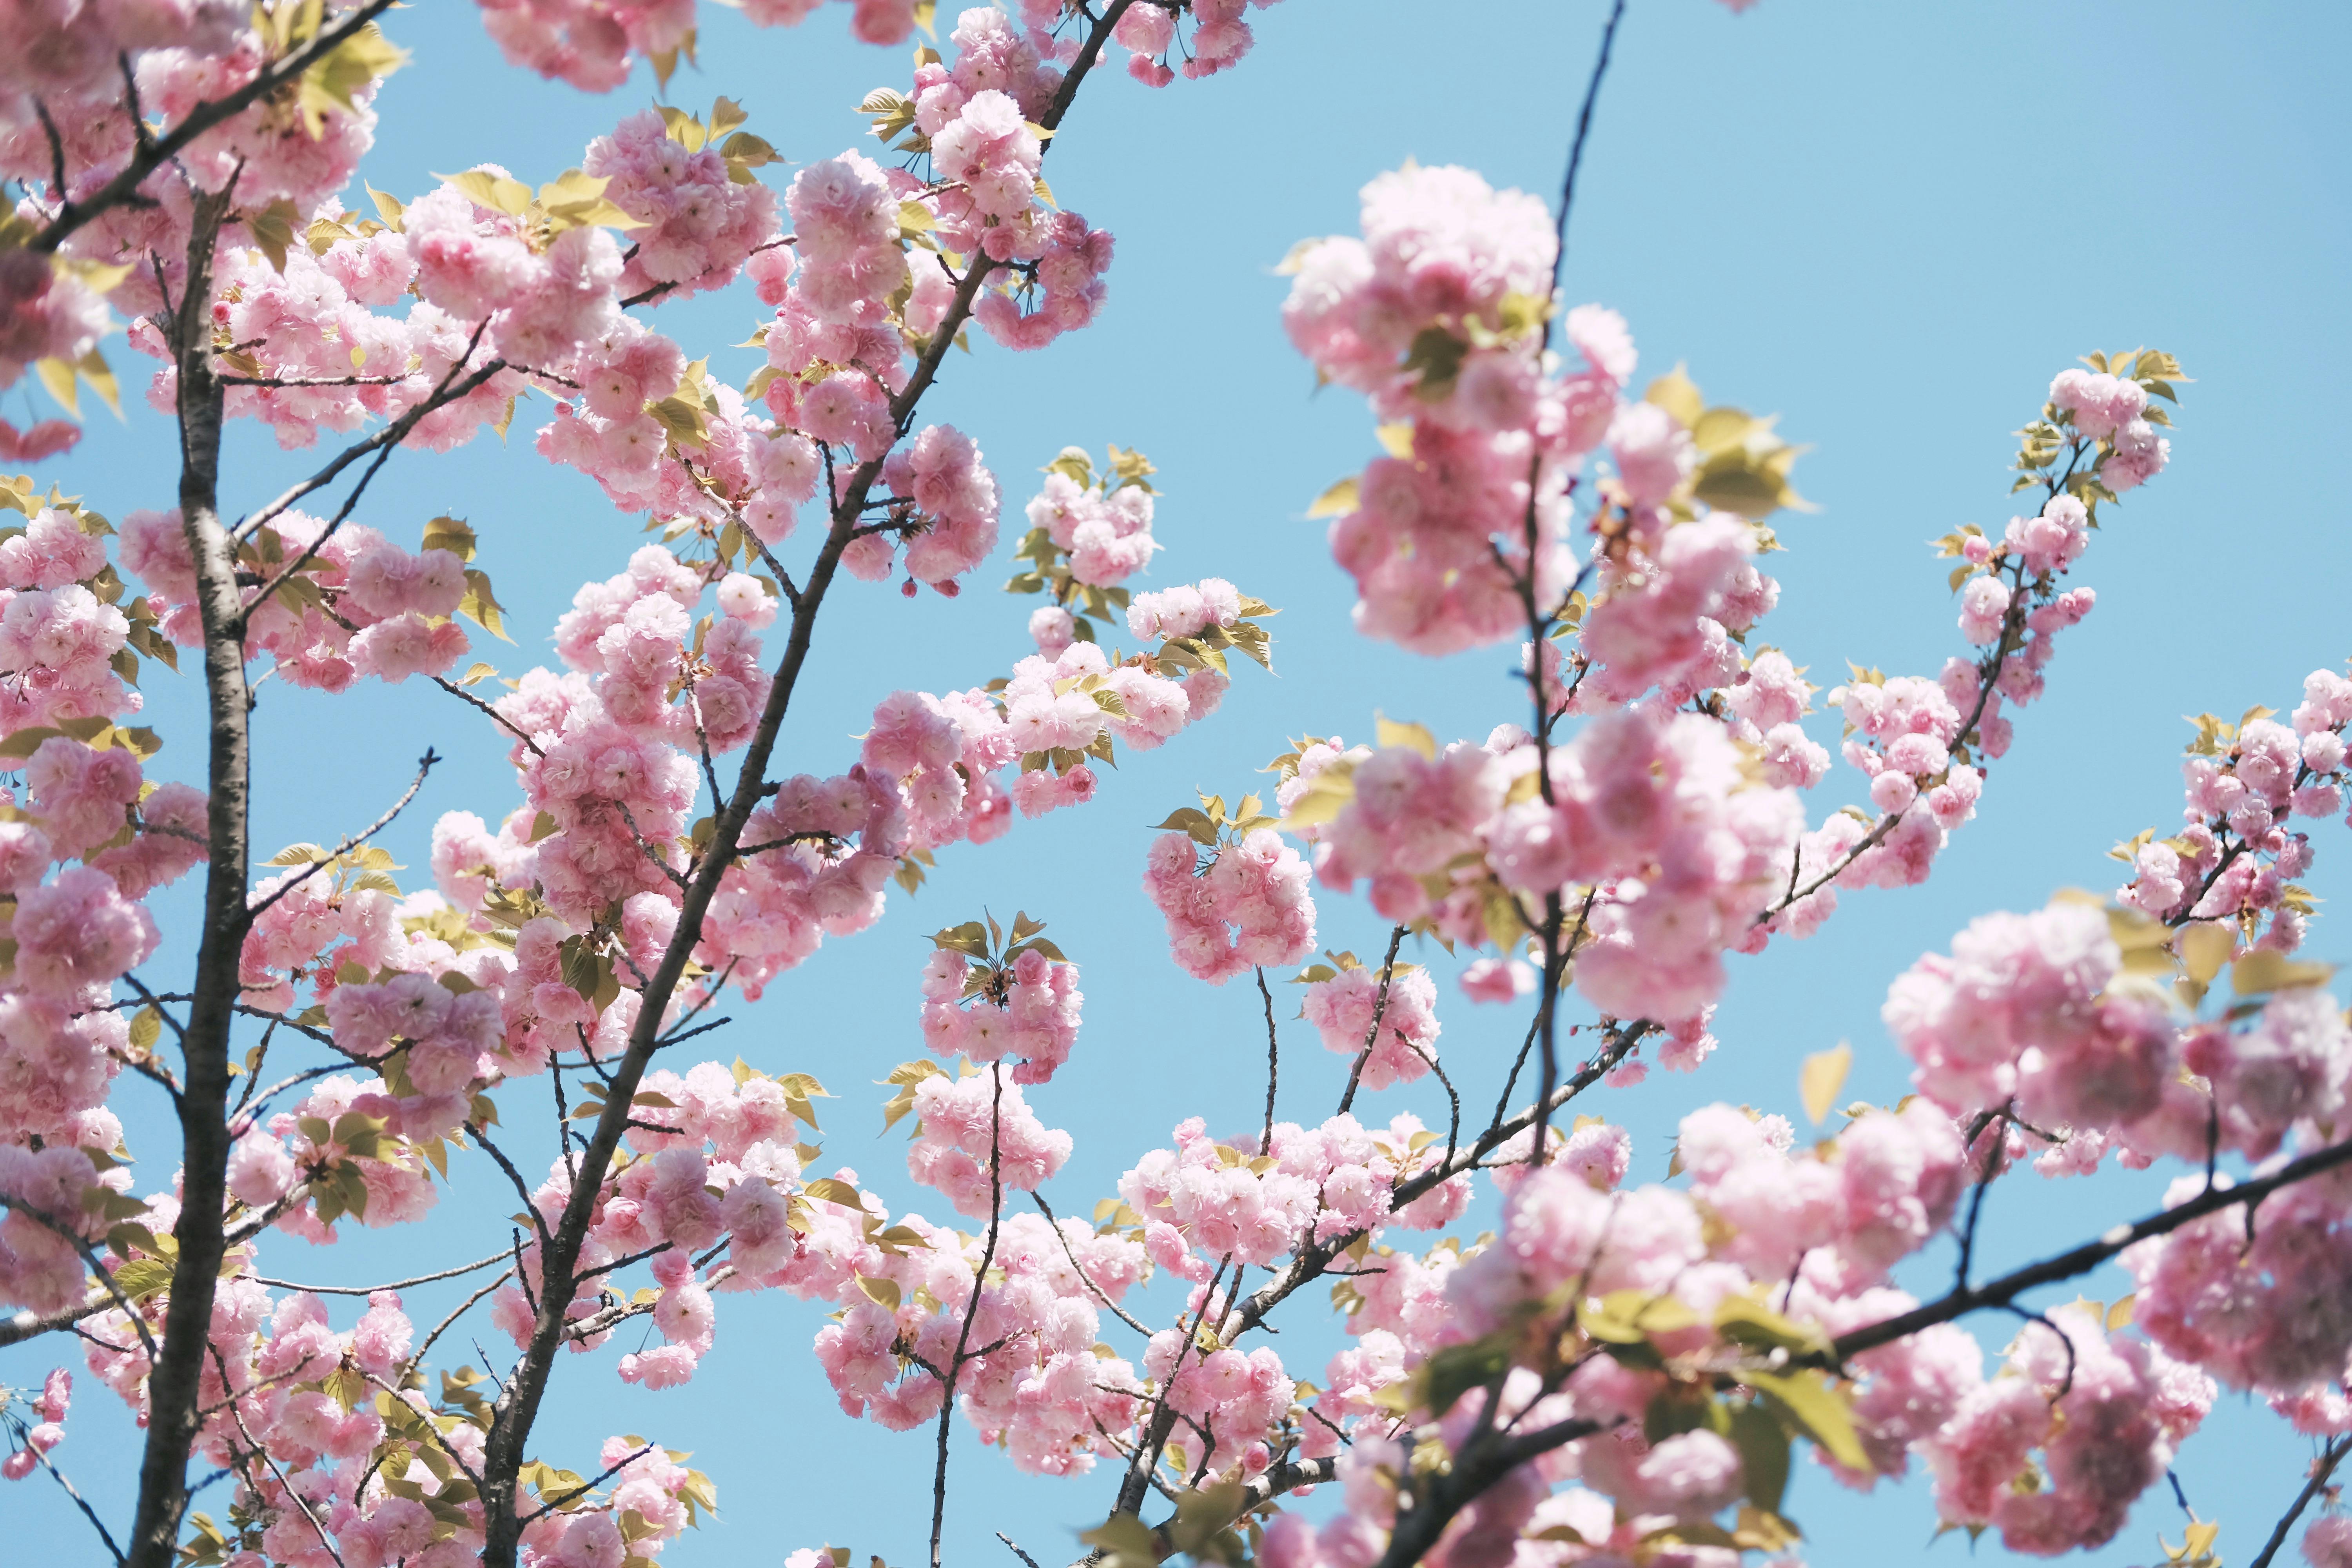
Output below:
[1118,1111,1468,1280]
[1262,1096,2219,1560]
[1024,456,1159,589]
[1143,826,1317,984]
[1298,958,1441,1091]
[811,1205,1148,1472]
[1884,893,2352,1437]
[1886,897,2352,1173]
[1296,708,1802,1025]
[0,1367,71,1481]
[901,1065,1074,1218]
[1282,164,1581,654]
[2116,666,2352,954]
[583,108,781,302]
[918,937,1084,1086]
[28,4,2352,1567]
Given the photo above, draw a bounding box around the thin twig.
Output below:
[1337,926,1409,1115]
[931,1063,1009,1568]
[408,1267,518,1373]
[19,1429,126,1564]
[252,1249,513,1298]
[2,1201,160,1363]
[232,320,501,547]
[1826,1135,2352,1365]
[431,673,544,755]
[1412,1042,1460,1171]
[2249,1436,2352,1568]
[243,751,438,924]
[517,1443,654,1524]
[210,1343,347,1568]
[1255,965,1281,1149]
[1032,1194,1151,1336]
[470,1125,552,1247]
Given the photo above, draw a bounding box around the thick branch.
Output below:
[1369,1416,1610,1568]
[123,183,245,1568]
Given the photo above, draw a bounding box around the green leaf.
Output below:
[1713,1294,1832,1358]
[1275,770,1356,833]
[1401,327,1468,399]
[421,515,478,561]
[1150,806,1219,847]
[1743,1367,1867,1471]
[2231,949,2333,996]
[0,726,65,760]
[242,198,303,274]
[296,22,408,135]
[106,1222,164,1259]
[111,1257,175,1303]
[459,568,512,642]
[1165,1479,1250,1559]
[438,168,534,217]
[1078,1512,1158,1568]
[1799,1042,1850,1126]
[1579,1289,1699,1345]
[1414,1330,1513,1416]
[1730,1398,1791,1514]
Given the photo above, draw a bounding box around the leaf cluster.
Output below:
[1152,788,1279,850]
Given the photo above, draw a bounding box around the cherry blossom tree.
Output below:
[2,5,2349,1568]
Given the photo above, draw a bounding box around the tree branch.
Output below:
[242,749,437,924]
[231,318,501,548]
[470,13,1141,1564]
[932,1063,1008,1568]
[250,1248,513,1298]
[1828,1135,2352,1363]
[2249,1436,2352,1568]
[1336,926,1408,1115]
[121,181,245,1568]
[1033,1194,1151,1336]
[31,0,400,254]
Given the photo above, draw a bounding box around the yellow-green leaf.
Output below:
[34,356,78,416]
[1643,364,1703,429]
[1799,1042,1851,1126]
[1306,475,1359,519]
[2231,949,2334,996]
[437,169,534,218]
[2178,923,2235,987]
[1375,714,1437,761]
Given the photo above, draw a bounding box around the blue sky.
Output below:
[12,1,2352,1564]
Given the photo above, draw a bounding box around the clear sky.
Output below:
[13,1,2352,1564]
